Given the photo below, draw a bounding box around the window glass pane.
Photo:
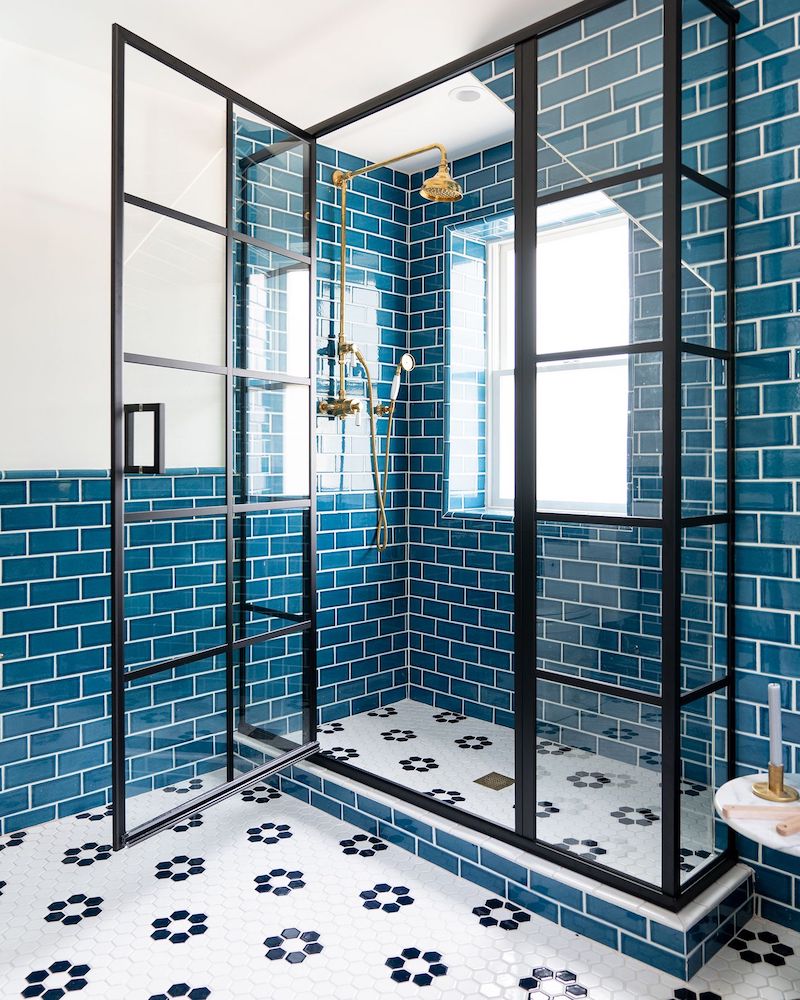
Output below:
[682,523,728,692]
[124,651,228,828]
[234,107,309,257]
[537,521,662,696]
[537,179,663,355]
[233,510,308,643]
[538,0,663,196]
[234,241,310,375]
[536,682,662,888]
[682,353,727,517]
[124,515,226,669]
[681,177,728,351]
[125,47,226,224]
[681,691,727,882]
[495,372,514,505]
[537,352,662,518]
[124,204,226,365]
[233,378,310,502]
[682,0,729,183]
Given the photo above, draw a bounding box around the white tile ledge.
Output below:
[303,759,753,934]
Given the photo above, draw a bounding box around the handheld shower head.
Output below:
[390,354,415,401]
[399,353,416,372]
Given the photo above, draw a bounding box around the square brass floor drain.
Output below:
[474,771,515,790]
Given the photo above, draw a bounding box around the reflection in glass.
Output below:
[537,353,662,518]
[682,0,729,182]
[125,47,226,224]
[536,685,662,887]
[233,510,308,643]
[681,692,726,881]
[682,353,727,517]
[681,177,728,350]
[233,242,310,375]
[233,379,310,502]
[124,204,226,365]
[537,522,663,695]
[681,523,727,691]
[234,107,309,257]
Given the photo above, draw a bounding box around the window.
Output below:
[485,194,632,514]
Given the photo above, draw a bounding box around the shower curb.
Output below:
[271,758,754,980]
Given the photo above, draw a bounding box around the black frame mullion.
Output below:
[661,0,682,900]
[225,97,235,785]
[514,37,538,842]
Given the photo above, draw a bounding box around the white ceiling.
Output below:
[0,0,571,131]
[323,71,514,172]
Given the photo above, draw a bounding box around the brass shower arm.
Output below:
[331,143,449,187]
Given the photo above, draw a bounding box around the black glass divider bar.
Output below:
[307,0,738,910]
[536,162,665,207]
[123,352,313,386]
[111,24,318,851]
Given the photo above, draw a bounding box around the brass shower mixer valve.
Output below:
[318,396,361,419]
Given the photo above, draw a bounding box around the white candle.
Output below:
[768,682,783,767]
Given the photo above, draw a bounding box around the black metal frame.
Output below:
[308,0,739,910]
[110,24,318,850]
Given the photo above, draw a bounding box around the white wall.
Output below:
[0,37,227,471]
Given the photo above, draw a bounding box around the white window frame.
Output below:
[486,238,515,510]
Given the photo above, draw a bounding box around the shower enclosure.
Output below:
[109,0,738,911]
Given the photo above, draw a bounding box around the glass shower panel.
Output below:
[537,522,663,696]
[682,0,729,182]
[537,0,664,197]
[233,241,310,375]
[681,178,728,351]
[124,47,226,224]
[123,514,226,669]
[123,203,226,366]
[681,523,727,692]
[124,651,228,829]
[233,509,308,643]
[680,691,726,881]
[123,362,226,512]
[537,179,663,355]
[234,106,310,257]
[536,681,662,887]
[682,353,727,517]
[233,378,310,502]
[537,352,663,519]
[235,631,307,765]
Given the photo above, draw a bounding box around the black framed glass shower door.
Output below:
[110,26,318,848]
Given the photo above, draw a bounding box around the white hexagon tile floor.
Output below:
[1,780,799,1000]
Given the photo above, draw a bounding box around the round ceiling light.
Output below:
[449,85,482,103]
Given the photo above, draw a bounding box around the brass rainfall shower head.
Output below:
[419,159,463,203]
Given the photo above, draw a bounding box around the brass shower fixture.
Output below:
[319,143,462,551]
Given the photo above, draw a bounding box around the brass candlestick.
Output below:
[752,763,800,803]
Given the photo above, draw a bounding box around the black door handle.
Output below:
[124,403,165,474]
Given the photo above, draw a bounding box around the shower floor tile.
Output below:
[0,780,797,1000]
[317,699,715,886]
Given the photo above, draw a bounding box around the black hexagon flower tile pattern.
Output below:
[360,883,414,912]
[339,833,388,857]
[75,806,112,822]
[44,895,103,925]
[2,765,800,1000]
[154,855,205,881]
[264,928,322,963]
[61,842,112,867]
[254,869,305,896]
[245,822,292,844]
[22,961,90,998]
[433,710,466,723]
[399,755,438,772]
[455,735,493,750]
[473,897,532,931]
[172,813,204,833]
[520,966,590,998]
[381,728,417,742]
[425,788,466,805]
[385,948,447,987]
[367,706,397,718]
[148,987,210,1000]
[679,848,713,873]
[317,721,345,734]
[320,746,359,761]
[0,829,27,850]
[611,806,660,826]
[536,800,560,818]
[240,784,281,804]
[567,771,611,789]
[727,928,794,965]
[555,838,607,861]
[163,779,203,794]
[536,740,574,756]
[151,911,208,944]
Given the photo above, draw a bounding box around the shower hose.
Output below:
[354,347,394,553]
